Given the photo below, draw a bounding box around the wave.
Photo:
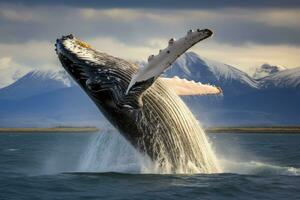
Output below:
[221,159,300,176]
[76,130,299,176]
[78,130,162,174]
[6,148,19,152]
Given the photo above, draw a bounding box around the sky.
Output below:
[0,0,299,87]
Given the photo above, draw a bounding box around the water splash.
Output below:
[78,130,163,174]
[221,159,300,176]
[77,129,300,176]
[78,127,220,174]
[79,80,221,174]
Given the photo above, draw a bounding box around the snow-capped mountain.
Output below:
[259,67,300,89]
[0,69,105,127]
[0,66,29,89]
[164,52,300,126]
[166,52,300,91]
[0,70,74,100]
[253,64,286,80]
[0,86,103,127]
[165,52,258,95]
[0,51,299,127]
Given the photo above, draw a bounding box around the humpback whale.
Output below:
[55,29,222,173]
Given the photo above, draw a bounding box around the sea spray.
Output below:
[225,160,300,176]
[78,130,163,173]
[79,133,300,176]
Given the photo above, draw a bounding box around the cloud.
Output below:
[0,4,299,82]
[0,57,13,69]
[0,33,299,87]
[0,39,62,88]
[0,57,30,88]
[0,8,33,22]
[193,41,300,72]
[250,9,300,28]
[2,0,300,9]
[0,40,58,69]
[0,5,299,47]
[118,36,300,72]
[88,37,155,62]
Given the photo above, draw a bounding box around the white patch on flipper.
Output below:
[126,29,213,94]
[160,77,222,96]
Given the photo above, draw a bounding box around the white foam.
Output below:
[78,130,163,174]
[221,159,300,176]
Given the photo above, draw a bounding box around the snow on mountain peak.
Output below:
[253,64,287,79]
[29,70,73,87]
[259,67,300,88]
[0,70,74,100]
[167,52,258,89]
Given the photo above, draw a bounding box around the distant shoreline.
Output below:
[0,127,99,133]
[205,127,300,133]
[1,127,300,134]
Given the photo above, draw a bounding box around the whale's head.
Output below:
[55,34,138,108]
[55,34,101,86]
[55,34,135,82]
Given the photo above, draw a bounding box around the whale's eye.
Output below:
[76,40,91,48]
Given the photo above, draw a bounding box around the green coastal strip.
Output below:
[205,127,300,133]
[0,127,99,133]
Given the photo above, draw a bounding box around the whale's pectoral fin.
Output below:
[160,77,222,96]
[126,28,213,95]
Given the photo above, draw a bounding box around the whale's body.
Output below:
[56,30,221,173]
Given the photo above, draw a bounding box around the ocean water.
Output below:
[0,131,299,200]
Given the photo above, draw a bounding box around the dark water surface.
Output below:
[0,132,299,200]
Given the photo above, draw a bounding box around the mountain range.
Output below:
[0,52,299,127]
[165,52,300,126]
